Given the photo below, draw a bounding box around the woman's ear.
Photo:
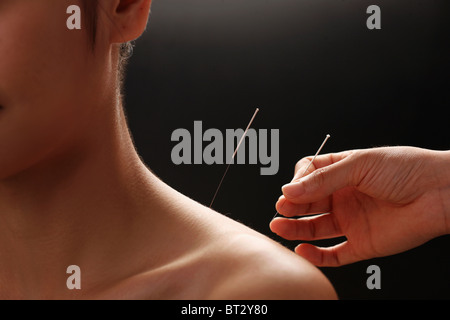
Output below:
[106,0,152,44]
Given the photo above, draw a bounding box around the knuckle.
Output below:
[306,218,316,239]
[310,167,327,189]
[295,218,315,240]
[292,216,316,240]
[330,246,341,266]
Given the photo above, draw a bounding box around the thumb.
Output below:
[282,154,358,204]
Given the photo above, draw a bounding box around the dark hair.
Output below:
[81,0,133,88]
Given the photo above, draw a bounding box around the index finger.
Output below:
[291,151,354,183]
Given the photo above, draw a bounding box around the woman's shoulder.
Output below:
[138,187,337,300]
[195,207,337,300]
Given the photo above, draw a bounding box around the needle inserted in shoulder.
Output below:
[271,134,331,221]
[209,108,260,209]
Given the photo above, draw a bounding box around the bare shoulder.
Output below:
[202,214,337,300]
[155,189,337,300]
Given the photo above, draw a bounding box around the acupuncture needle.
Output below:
[209,108,260,209]
[271,134,331,221]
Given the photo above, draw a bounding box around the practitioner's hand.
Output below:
[270,147,450,266]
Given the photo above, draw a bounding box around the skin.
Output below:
[0,0,336,299]
[271,147,450,267]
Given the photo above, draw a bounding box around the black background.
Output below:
[123,0,450,299]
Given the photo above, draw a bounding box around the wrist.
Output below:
[433,150,450,235]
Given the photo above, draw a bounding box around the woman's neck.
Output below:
[0,102,160,298]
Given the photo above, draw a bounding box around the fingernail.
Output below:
[282,181,305,198]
